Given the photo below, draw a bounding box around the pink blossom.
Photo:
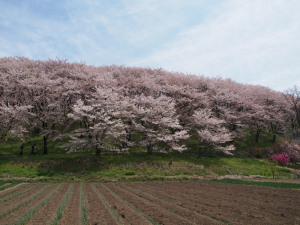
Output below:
[271,153,290,164]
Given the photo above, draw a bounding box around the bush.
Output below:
[271,153,290,165]
[270,140,300,166]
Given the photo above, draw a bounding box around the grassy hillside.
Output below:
[0,152,295,182]
[1,133,299,182]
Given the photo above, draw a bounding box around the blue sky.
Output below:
[0,0,299,91]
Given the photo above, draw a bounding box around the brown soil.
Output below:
[59,183,81,225]
[0,184,59,225]
[0,181,299,225]
[0,183,29,200]
[0,183,26,197]
[118,183,222,225]
[0,183,42,203]
[84,183,119,225]
[95,183,152,225]
[27,184,70,225]
[0,183,47,216]
[106,183,198,225]
[127,181,300,225]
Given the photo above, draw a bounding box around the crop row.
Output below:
[0,181,299,225]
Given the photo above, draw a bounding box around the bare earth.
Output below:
[0,181,299,225]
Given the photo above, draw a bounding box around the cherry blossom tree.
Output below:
[283,86,300,138]
[0,104,32,140]
[132,94,189,154]
[193,108,235,156]
[67,86,130,155]
[0,57,297,158]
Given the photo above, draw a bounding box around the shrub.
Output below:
[270,140,300,167]
[271,153,290,165]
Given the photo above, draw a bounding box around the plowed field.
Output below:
[0,181,299,225]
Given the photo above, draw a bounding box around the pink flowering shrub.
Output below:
[270,140,300,166]
[271,153,290,165]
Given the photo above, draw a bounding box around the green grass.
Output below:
[80,184,88,225]
[212,178,300,189]
[1,133,297,182]
[0,151,296,182]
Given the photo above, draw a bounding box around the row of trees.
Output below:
[0,57,299,156]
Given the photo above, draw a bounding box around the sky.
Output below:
[0,0,299,91]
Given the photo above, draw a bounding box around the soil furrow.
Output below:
[129,182,296,225]
[120,183,224,225]
[0,184,58,225]
[85,183,119,225]
[26,184,70,225]
[59,183,81,225]
[95,183,152,225]
[0,184,47,216]
[0,181,298,225]
[0,183,26,196]
[106,183,196,225]
[137,180,298,212]
[0,183,11,188]
[0,183,30,201]
[140,181,300,220]
[143,181,300,206]
[0,183,42,204]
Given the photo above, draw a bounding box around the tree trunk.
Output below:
[255,130,261,144]
[147,145,153,155]
[96,148,101,156]
[198,149,206,157]
[272,134,276,143]
[230,124,237,132]
[43,135,48,154]
[34,126,40,135]
[95,144,101,155]
[197,145,206,157]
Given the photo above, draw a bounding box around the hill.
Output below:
[0,57,299,182]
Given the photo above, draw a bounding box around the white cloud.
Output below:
[131,0,300,91]
[1,0,299,91]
